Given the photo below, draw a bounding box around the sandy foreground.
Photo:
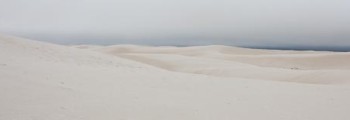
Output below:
[1,34,350,120]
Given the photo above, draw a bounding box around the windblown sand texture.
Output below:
[1,34,350,120]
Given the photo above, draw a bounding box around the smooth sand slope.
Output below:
[83,44,350,84]
[1,35,350,120]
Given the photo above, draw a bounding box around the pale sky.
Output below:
[0,0,350,48]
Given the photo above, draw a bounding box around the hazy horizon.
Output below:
[1,0,349,51]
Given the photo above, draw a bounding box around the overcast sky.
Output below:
[0,0,350,47]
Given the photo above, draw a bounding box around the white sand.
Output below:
[1,34,350,120]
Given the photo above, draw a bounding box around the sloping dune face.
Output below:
[89,45,350,84]
[1,35,350,120]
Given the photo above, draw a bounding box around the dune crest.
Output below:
[81,44,350,84]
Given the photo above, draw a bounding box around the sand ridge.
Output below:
[83,44,350,84]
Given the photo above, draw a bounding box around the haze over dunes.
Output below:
[1,34,350,120]
[1,0,350,49]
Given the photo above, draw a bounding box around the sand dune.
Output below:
[1,34,350,120]
[84,44,350,84]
